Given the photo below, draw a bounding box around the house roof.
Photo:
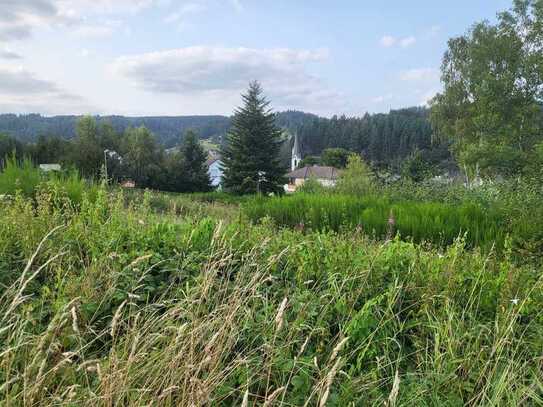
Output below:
[39,164,61,172]
[286,166,340,180]
[205,155,222,167]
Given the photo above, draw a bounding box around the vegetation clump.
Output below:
[1,182,542,405]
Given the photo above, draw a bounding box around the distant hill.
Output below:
[0,108,452,170]
[0,111,317,148]
[0,114,231,148]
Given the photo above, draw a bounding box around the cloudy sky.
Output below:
[0,0,511,117]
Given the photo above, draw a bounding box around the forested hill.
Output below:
[294,107,451,168]
[0,108,449,168]
[0,114,232,148]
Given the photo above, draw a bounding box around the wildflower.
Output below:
[511,298,520,305]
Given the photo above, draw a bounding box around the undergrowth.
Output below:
[243,193,506,251]
[1,185,542,405]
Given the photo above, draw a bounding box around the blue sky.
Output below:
[0,0,512,117]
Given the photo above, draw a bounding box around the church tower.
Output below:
[291,133,302,171]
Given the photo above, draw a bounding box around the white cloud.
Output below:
[56,0,159,16]
[0,0,70,41]
[164,2,206,27]
[0,0,160,42]
[380,35,397,48]
[0,65,94,114]
[110,46,345,114]
[372,94,395,104]
[399,68,439,81]
[0,47,23,60]
[380,34,417,48]
[399,36,416,48]
[71,19,123,38]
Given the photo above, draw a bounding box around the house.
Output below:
[285,165,340,192]
[39,163,61,172]
[120,179,136,188]
[206,156,223,188]
[285,133,340,192]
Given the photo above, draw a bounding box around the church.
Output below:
[285,134,340,193]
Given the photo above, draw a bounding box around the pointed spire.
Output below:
[291,132,302,171]
[292,132,301,158]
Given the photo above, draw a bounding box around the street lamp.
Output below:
[257,171,266,195]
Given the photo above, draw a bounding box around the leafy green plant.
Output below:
[0,187,541,405]
[0,155,41,197]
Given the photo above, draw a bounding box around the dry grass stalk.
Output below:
[319,357,342,407]
[297,335,311,358]
[111,300,127,338]
[275,297,288,331]
[263,386,286,407]
[387,370,401,406]
[329,337,349,362]
[70,305,80,335]
[241,387,250,407]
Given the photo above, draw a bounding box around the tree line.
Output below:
[0,114,231,148]
[0,118,212,193]
[1,110,455,173]
[291,107,453,172]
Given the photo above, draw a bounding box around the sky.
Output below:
[0,0,512,117]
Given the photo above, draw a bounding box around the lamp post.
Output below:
[103,149,109,183]
[257,171,266,195]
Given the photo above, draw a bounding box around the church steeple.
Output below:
[291,132,302,171]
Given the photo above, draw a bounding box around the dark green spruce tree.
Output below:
[179,130,212,192]
[222,81,286,194]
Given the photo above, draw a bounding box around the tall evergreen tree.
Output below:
[222,81,285,194]
[179,130,212,192]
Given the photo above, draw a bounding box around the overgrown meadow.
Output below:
[1,165,543,405]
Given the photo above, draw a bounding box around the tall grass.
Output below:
[243,193,506,250]
[0,155,97,205]
[0,155,41,197]
[0,187,542,405]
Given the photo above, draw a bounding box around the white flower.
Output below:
[510,298,520,305]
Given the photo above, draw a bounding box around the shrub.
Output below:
[335,154,374,196]
[0,155,41,197]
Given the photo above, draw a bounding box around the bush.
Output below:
[0,155,97,205]
[0,155,41,197]
[335,154,374,196]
